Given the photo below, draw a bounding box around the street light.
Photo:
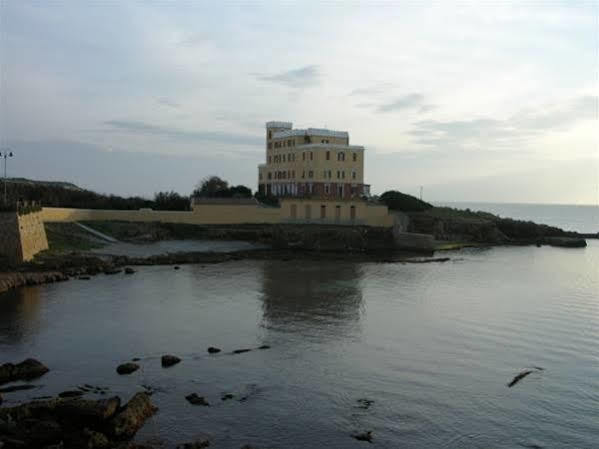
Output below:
[0,149,14,205]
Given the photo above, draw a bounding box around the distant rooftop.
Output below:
[266,121,292,129]
[273,128,349,139]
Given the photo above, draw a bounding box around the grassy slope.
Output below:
[44,222,106,253]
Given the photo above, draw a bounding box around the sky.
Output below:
[0,1,597,204]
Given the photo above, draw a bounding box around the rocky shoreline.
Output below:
[0,272,68,296]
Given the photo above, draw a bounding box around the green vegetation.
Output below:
[379,190,433,212]
[191,176,252,199]
[44,223,106,253]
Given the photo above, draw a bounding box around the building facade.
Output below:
[257,121,370,199]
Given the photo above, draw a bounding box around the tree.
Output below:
[153,191,190,210]
[192,176,229,198]
[379,190,433,212]
[229,185,252,198]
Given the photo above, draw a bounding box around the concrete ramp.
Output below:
[73,222,119,243]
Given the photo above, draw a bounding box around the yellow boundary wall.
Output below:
[41,200,393,228]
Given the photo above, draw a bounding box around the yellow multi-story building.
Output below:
[257,121,370,200]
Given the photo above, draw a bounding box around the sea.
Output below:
[0,203,597,448]
[436,201,599,234]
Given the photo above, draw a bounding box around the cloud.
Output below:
[409,95,598,148]
[255,65,320,88]
[349,83,396,96]
[377,93,434,113]
[102,120,263,146]
[156,97,181,108]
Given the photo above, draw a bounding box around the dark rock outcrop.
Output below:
[207,347,221,354]
[124,267,136,274]
[108,392,157,440]
[116,363,139,375]
[543,237,587,248]
[0,359,49,385]
[161,355,181,368]
[0,393,154,448]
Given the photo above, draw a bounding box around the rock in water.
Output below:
[176,441,211,449]
[0,358,49,384]
[124,267,136,274]
[258,345,271,350]
[185,393,210,406]
[161,354,181,368]
[207,347,221,354]
[116,362,140,375]
[108,392,157,439]
[352,431,373,443]
[232,349,251,354]
[508,370,533,387]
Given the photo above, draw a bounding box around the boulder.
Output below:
[258,345,270,350]
[56,396,121,423]
[108,392,157,440]
[161,355,181,368]
[0,358,49,384]
[124,267,136,275]
[116,363,139,375]
[185,393,209,406]
[207,347,221,354]
[83,429,112,449]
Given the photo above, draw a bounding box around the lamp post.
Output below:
[0,149,13,205]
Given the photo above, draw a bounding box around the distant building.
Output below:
[257,121,370,199]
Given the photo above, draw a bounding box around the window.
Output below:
[352,171,356,179]
[302,170,305,179]
[353,153,357,162]
[288,153,291,161]
[268,130,272,139]
[320,205,326,219]
[328,170,332,179]
[326,151,330,160]
[337,171,340,179]
[338,185,344,197]
[350,205,356,220]
[324,184,330,194]
[308,170,314,178]
[342,171,345,179]
[310,151,313,160]
[268,172,272,180]
[302,152,306,161]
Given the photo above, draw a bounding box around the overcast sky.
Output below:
[1,1,597,204]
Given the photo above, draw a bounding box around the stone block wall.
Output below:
[0,211,48,266]
[18,210,49,261]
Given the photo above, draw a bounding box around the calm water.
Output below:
[437,202,599,234]
[1,242,598,448]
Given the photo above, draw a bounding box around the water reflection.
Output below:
[0,286,42,345]
[259,260,364,340]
